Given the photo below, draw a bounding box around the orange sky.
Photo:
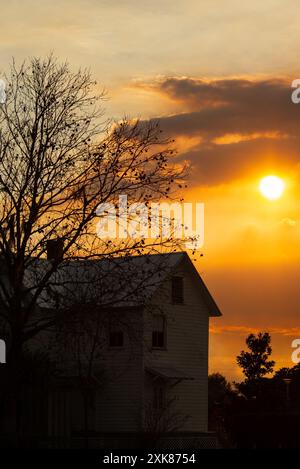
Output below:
[2,0,300,380]
[136,76,300,379]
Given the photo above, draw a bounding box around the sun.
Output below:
[259,175,285,200]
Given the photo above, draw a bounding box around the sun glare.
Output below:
[259,175,285,200]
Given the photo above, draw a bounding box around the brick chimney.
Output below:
[46,238,64,262]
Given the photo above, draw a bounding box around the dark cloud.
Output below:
[143,77,300,185]
[178,138,300,185]
[159,77,291,111]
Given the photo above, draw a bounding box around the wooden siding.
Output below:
[95,309,144,432]
[143,258,209,432]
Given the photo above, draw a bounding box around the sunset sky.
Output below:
[2,0,300,380]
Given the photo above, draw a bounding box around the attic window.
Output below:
[171,276,184,304]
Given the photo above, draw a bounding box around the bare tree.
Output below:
[144,394,190,448]
[0,55,187,438]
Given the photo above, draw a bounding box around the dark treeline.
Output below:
[209,332,300,448]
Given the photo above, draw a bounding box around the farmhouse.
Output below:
[5,250,222,448]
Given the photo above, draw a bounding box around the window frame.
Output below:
[153,382,167,411]
[171,276,184,304]
[151,314,167,350]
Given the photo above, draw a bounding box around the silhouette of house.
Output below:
[11,251,222,448]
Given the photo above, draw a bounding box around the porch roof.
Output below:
[146,366,194,381]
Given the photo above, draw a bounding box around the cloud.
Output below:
[210,325,300,337]
[212,131,288,145]
[156,77,291,111]
[136,77,300,185]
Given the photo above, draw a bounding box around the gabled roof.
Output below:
[179,253,222,317]
[24,251,221,317]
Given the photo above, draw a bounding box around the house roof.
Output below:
[146,365,194,381]
[25,251,221,317]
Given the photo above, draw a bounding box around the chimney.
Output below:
[46,238,64,262]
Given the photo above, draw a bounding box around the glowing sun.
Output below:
[259,175,285,200]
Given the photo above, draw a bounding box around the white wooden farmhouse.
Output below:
[20,251,222,448]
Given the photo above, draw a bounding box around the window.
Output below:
[171,276,184,304]
[70,389,95,433]
[153,383,166,410]
[152,315,166,348]
[109,322,124,347]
